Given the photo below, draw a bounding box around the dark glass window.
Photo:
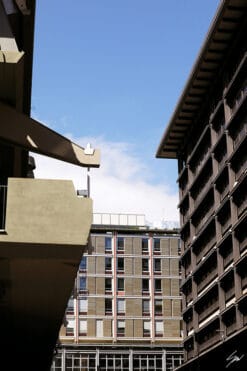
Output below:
[155,279,162,292]
[105,298,112,314]
[142,258,149,272]
[142,279,149,292]
[117,278,124,291]
[154,238,161,252]
[117,237,124,251]
[105,257,112,271]
[142,238,149,252]
[154,259,161,272]
[79,256,87,271]
[105,278,112,292]
[117,257,124,271]
[105,237,112,252]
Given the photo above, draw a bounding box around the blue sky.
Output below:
[32,0,220,223]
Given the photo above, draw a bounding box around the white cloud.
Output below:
[32,136,179,224]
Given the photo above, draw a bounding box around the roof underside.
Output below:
[156,0,247,159]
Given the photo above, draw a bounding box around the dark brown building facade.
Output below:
[156,1,247,370]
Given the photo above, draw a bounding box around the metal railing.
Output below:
[0,185,7,230]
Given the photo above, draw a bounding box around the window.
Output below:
[142,258,149,273]
[105,237,112,252]
[79,298,87,314]
[105,298,112,314]
[66,319,75,336]
[154,238,161,253]
[117,278,124,291]
[142,238,149,253]
[143,320,151,337]
[79,256,87,271]
[66,298,74,314]
[142,279,149,293]
[79,277,87,292]
[117,257,124,272]
[96,320,103,338]
[117,320,125,336]
[105,278,112,292]
[155,299,162,315]
[117,299,125,314]
[142,299,150,315]
[154,258,161,272]
[79,320,87,336]
[105,257,112,271]
[117,237,124,252]
[154,279,162,293]
[155,320,163,336]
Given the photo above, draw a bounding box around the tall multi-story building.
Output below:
[51,214,183,371]
[0,1,99,369]
[156,1,247,370]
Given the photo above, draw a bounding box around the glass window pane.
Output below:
[142,259,149,272]
[117,237,124,250]
[105,298,112,313]
[154,238,160,251]
[142,238,149,252]
[79,277,86,290]
[155,320,163,334]
[117,278,124,291]
[117,299,125,313]
[105,237,112,251]
[154,259,161,271]
[79,320,87,334]
[143,299,150,313]
[155,279,161,291]
[142,279,149,291]
[117,257,124,271]
[79,298,87,313]
[79,256,87,270]
[105,257,112,270]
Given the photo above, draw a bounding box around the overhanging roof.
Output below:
[0,102,100,168]
[156,0,247,159]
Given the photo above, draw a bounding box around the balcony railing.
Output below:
[0,185,7,230]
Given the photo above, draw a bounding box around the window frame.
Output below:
[117,320,125,336]
[117,237,124,252]
[117,278,125,292]
[105,236,112,253]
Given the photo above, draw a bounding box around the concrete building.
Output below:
[156,1,247,370]
[51,214,183,371]
[0,1,99,369]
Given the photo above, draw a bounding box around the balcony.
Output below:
[194,252,218,294]
[221,305,237,337]
[210,100,225,143]
[195,317,220,353]
[216,199,231,237]
[231,172,247,219]
[184,336,195,360]
[192,218,216,264]
[219,269,235,304]
[190,157,213,209]
[230,135,247,181]
[191,188,214,235]
[234,213,247,255]
[213,133,227,172]
[214,166,229,203]
[188,125,211,178]
[0,178,93,350]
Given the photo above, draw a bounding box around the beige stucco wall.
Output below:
[0,178,92,246]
